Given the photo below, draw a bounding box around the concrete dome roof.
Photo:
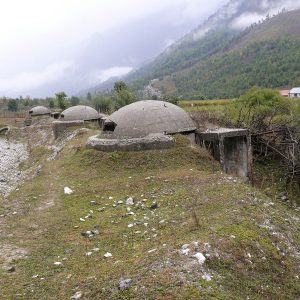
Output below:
[29,106,51,116]
[60,105,99,121]
[108,100,196,138]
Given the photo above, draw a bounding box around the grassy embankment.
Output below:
[0,131,299,299]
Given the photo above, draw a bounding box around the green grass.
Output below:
[0,132,300,299]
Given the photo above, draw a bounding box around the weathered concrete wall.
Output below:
[196,128,252,180]
[86,134,174,152]
[52,120,84,139]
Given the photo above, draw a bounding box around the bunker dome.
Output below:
[105,100,196,138]
[60,105,99,121]
[29,106,51,116]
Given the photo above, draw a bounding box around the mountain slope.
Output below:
[133,9,300,99]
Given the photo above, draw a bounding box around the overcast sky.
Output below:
[0,0,230,97]
[1,0,299,98]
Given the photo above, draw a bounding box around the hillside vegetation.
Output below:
[127,9,300,99]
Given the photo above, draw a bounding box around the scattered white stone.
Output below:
[104,252,112,258]
[85,252,93,256]
[193,253,206,265]
[202,274,212,281]
[247,253,252,258]
[32,274,39,278]
[128,223,135,228]
[118,200,124,204]
[53,261,63,266]
[181,244,190,250]
[148,249,157,253]
[144,223,149,227]
[181,248,190,256]
[70,291,83,299]
[80,218,85,222]
[126,197,134,205]
[109,196,114,200]
[230,235,236,239]
[92,248,100,252]
[64,187,73,195]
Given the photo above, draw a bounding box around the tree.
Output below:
[113,81,127,93]
[7,99,18,111]
[49,99,55,109]
[87,92,92,101]
[70,96,80,106]
[55,92,68,110]
[112,81,136,109]
[226,87,290,130]
[93,95,112,113]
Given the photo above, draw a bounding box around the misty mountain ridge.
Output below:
[88,0,300,98]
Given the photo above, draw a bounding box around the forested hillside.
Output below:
[124,9,300,99]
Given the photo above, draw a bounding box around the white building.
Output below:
[289,87,300,98]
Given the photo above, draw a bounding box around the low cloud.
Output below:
[0,61,74,96]
[92,67,133,84]
[231,12,265,29]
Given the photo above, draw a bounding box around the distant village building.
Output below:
[280,89,290,97]
[289,87,300,98]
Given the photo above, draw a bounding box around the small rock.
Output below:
[53,261,63,267]
[109,196,114,200]
[104,252,112,258]
[85,252,93,256]
[90,200,97,205]
[126,197,134,205]
[202,274,212,281]
[181,244,189,250]
[119,277,133,290]
[70,291,83,299]
[64,187,73,195]
[150,202,158,209]
[193,253,206,265]
[148,249,157,254]
[7,266,16,273]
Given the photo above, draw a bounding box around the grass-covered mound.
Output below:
[0,132,299,299]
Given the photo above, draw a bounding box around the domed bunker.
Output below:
[87,100,197,152]
[29,106,51,117]
[53,105,101,139]
[60,105,99,121]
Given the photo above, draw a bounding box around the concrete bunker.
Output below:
[25,106,52,126]
[87,100,196,152]
[196,128,252,180]
[59,105,99,122]
[53,105,101,139]
[29,106,51,117]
